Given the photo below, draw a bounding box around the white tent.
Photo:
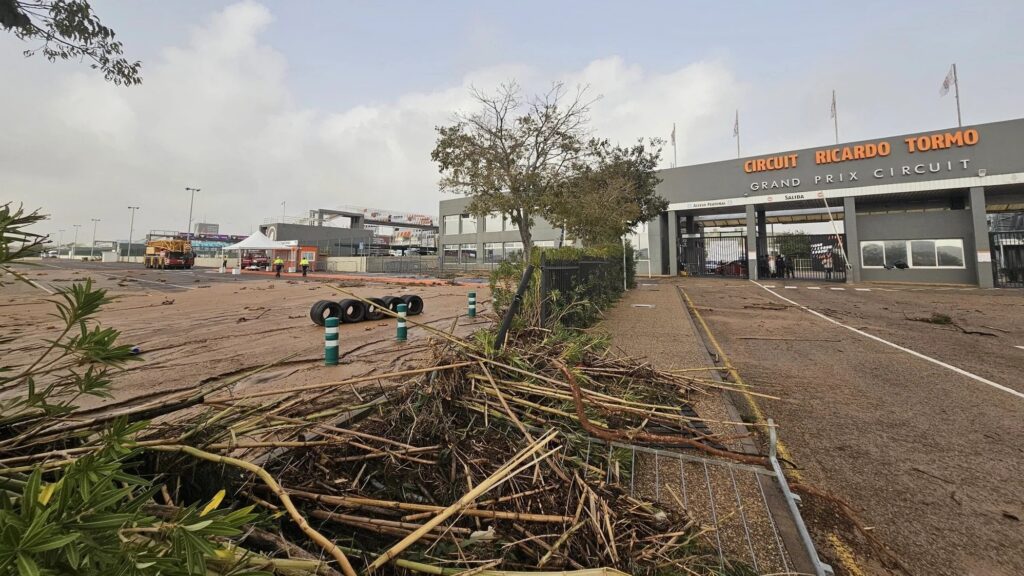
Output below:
[222,231,294,274]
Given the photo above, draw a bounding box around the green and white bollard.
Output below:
[396,303,408,342]
[467,291,476,318]
[324,316,339,365]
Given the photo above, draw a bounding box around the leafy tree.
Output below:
[772,229,812,259]
[550,139,666,245]
[431,82,593,260]
[1,0,141,85]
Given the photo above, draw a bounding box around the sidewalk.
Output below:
[599,278,815,574]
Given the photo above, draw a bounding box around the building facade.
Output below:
[438,196,564,263]
[647,117,1024,287]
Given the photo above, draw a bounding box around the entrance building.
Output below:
[647,118,1024,287]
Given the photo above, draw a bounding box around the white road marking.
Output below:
[754,281,1024,401]
[1016,346,1024,351]
[763,285,776,288]
[784,286,798,289]
[830,287,845,291]
[807,286,821,290]
[855,288,871,291]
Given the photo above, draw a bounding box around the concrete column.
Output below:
[646,214,670,276]
[843,196,861,283]
[667,210,679,276]
[685,215,696,234]
[746,204,758,281]
[969,186,993,288]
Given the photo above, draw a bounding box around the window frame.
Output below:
[443,215,460,236]
[460,214,477,234]
[860,238,966,270]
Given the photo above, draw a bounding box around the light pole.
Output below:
[90,219,100,258]
[58,229,64,258]
[71,224,80,259]
[281,201,286,222]
[185,187,200,241]
[127,206,140,264]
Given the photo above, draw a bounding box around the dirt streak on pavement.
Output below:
[683,278,1024,576]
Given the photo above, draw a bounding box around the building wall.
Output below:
[655,118,1024,208]
[438,197,563,262]
[260,223,374,256]
[855,209,976,284]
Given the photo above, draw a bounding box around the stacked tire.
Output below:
[309,294,423,327]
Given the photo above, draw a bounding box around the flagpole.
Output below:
[832,89,839,144]
[735,110,740,158]
[672,122,677,168]
[953,63,962,127]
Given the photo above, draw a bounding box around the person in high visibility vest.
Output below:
[300,256,310,277]
[273,256,284,277]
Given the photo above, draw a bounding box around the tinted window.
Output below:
[911,240,937,267]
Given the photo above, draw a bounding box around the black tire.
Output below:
[380,296,403,313]
[364,297,386,321]
[400,294,424,316]
[338,299,367,323]
[309,300,341,326]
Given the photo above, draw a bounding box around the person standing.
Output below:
[300,256,310,277]
[823,251,833,280]
[273,255,284,278]
[776,254,786,279]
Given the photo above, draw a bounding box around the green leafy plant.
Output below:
[0,207,274,576]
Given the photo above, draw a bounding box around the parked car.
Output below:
[42,250,59,258]
[715,259,748,276]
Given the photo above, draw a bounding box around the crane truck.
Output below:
[144,239,195,269]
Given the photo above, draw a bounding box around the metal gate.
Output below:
[681,235,749,278]
[760,233,847,282]
[991,231,1024,288]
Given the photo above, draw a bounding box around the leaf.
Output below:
[182,520,213,532]
[199,489,225,517]
[15,553,39,576]
[23,532,79,553]
[36,483,57,506]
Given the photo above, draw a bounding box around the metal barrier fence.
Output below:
[539,252,621,325]
[761,233,847,282]
[991,231,1024,288]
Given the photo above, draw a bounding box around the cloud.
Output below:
[2,1,740,241]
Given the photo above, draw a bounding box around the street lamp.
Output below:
[90,218,100,258]
[127,206,140,264]
[185,187,200,241]
[58,229,64,258]
[281,201,286,222]
[71,224,80,259]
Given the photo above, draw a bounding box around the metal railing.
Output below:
[991,231,1024,288]
[539,252,622,326]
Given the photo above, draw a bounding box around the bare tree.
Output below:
[431,82,594,260]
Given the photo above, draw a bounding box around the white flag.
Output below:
[830,90,837,119]
[670,123,676,146]
[732,110,739,138]
[940,65,955,96]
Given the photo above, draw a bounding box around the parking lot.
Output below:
[681,278,1024,576]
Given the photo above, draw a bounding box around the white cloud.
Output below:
[2,1,740,241]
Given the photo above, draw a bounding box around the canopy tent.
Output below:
[222,230,292,251]
[221,231,295,273]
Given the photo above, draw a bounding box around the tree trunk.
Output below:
[518,209,533,262]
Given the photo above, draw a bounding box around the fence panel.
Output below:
[539,253,622,326]
[991,231,1024,288]
[762,233,847,282]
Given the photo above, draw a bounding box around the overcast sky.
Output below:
[4,0,1023,241]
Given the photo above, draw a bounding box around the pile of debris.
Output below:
[4,293,767,576]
